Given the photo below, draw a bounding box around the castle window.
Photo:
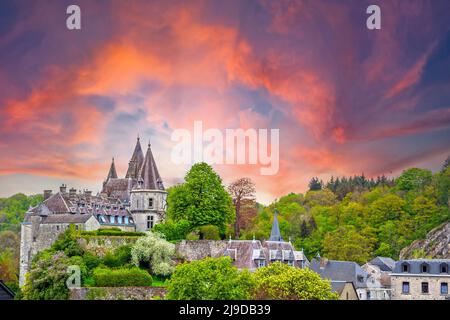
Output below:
[99,215,106,223]
[147,215,154,229]
[257,260,266,268]
[287,260,294,266]
[118,216,123,224]
[56,225,60,231]
[440,263,448,273]
[149,198,154,208]
[421,263,429,273]
[401,263,409,273]
[75,225,79,231]
[421,282,429,294]
[402,282,410,294]
[110,216,115,224]
[124,217,129,224]
[441,283,448,295]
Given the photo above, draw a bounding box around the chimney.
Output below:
[319,257,329,269]
[69,188,77,200]
[60,184,67,194]
[84,190,92,201]
[43,190,52,201]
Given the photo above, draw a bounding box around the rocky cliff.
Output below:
[400,221,450,259]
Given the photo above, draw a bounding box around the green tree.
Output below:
[22,251,82,300]
[167,163,234,233]
[396,168,432,191]
[167,257,254,300]
[252,262,338,300]
[323,226,374,264]
[131,232,175,276]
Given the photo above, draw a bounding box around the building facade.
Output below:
[390,259,450,300]
[19,137,167,286]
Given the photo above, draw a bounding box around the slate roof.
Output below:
[0,280,15,300]
[102,178,136,201]
[125,137,144,179]
[268,210,282,241]
[40,214,95,224]
[369,256,396,272]
[392,259,450,275]
[138,143,165,190]
[310,258,370,289]
[106,158,118,180]
[24,190,134,225]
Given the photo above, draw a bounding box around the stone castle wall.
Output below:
[77,236,140,257]
[70,286,167,300]
[175,240,228,261]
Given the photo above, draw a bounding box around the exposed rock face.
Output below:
[400,221,450,259]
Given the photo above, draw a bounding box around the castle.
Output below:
[19,137,167,285]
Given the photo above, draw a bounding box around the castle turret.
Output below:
[130,142,167,231]
[125,136,144,179]
[106,157,118,181]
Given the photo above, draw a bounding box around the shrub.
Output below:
[153,219,192,241]
[167,257,254,300]
[92,267,152,287]
[103,245,132,268]
[83,251,101,270]
[131,232,176,276]
[252,262,339,300]
[199,225,220,240]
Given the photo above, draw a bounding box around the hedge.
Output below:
[92,267,153,287]
[80,229,146,237]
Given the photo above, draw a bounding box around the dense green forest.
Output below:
[239,164,450,263]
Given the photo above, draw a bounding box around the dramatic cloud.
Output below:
[0,0,449,202]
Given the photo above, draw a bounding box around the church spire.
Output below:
[269,209,283,241]
[138,142,164,190]
[125,136,144,179]
[106,157,118,180]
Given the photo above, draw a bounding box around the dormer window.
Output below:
[440,263,448,274]
[421,263,429,273]
[402,263,409,273]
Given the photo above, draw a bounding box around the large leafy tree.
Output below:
[227,177,256,237]
[252,262,338,300]
[166,257,254,300]
[167,162,234,233]
[396,168,432,191]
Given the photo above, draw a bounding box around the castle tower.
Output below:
[106,157,118,180]
[130,142,167,231]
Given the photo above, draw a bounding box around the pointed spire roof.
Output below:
[139,142,164,190]
[125,136,144,179]
[269,209,283,241]
[106,157,118,180]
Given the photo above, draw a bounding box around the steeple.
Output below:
[106,157,118,180]
[125,136,144,179]
[138,142,164,190]
[269,209,283,241]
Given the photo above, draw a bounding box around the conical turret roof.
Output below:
[138,142,164,190]
[106,157,118,180]
[125,136,144,179]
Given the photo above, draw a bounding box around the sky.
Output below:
[0,0,449,204]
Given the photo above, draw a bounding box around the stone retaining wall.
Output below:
[70,286,167,300]
[175,240,227,261]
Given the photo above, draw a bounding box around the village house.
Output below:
[390,259,450,300]
[19,137,167,286]
[310,257,391,300]
[362,256,395,299]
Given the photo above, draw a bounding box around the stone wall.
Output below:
[70,286,167,300]
[391,275,450,300]
[77,236,139,257]
[175,240,228,261]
